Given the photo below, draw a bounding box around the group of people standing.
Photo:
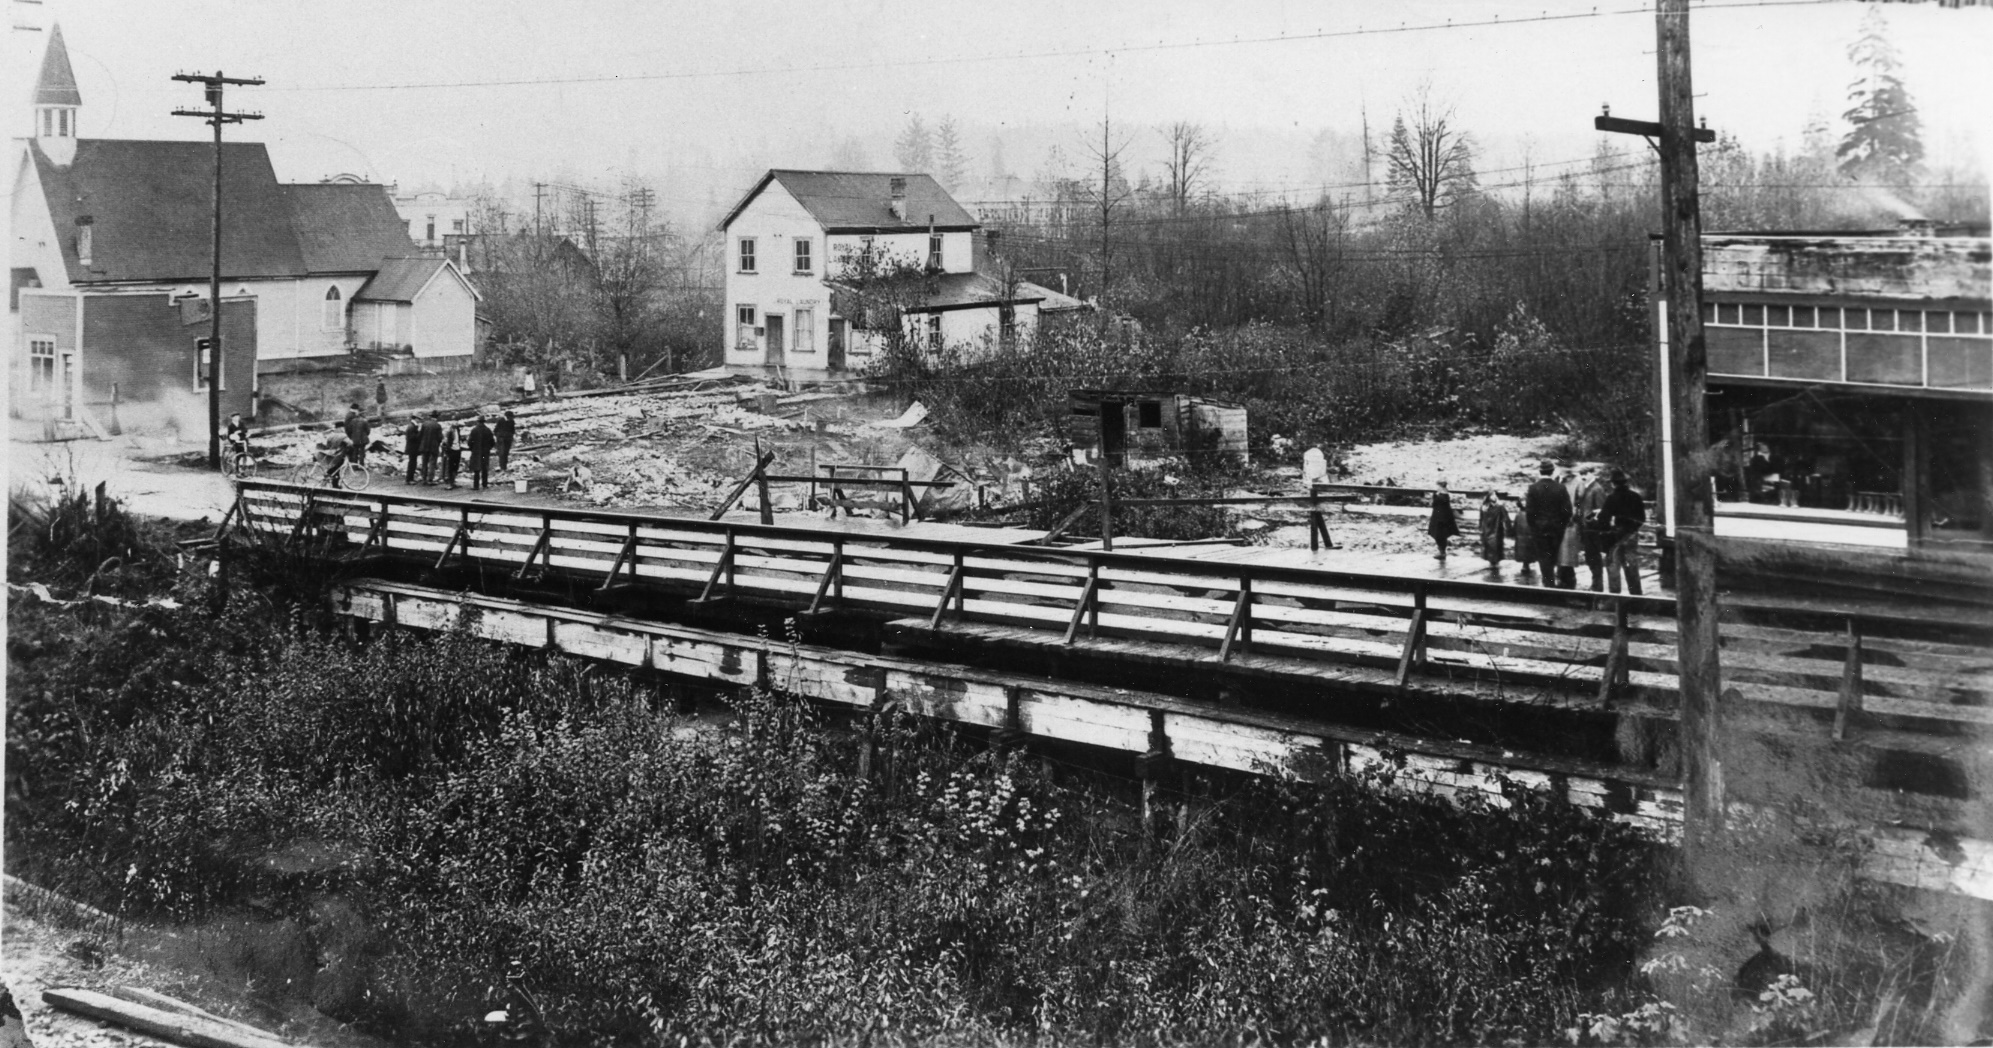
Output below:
[399,410,517,491]
[1427,460,1647,594]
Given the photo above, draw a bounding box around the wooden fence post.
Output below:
[1833,615,1864,741]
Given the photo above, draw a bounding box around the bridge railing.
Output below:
[230,480,1991,736]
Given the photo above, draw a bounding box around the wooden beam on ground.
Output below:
[1037,503,1092,545]
[42,988,291,1048]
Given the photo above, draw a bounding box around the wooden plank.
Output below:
[42,988,292,1048]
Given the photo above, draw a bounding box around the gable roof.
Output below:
[35,24,83,107]
[32,138,307,283]
[284,183,415,272]
[721,170,979,234]
[354,256,475,303]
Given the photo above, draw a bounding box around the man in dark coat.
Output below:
[442,419,463,489]
[344,405,372,465]
[1523,460,1573,587]
[1599,469,1647,595]
[495,410,518,471]
[467,416,496,491]
[419,413,444,484]
[403,417,422,483]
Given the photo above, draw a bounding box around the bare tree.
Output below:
[1085,116,1134,320]
[1161,121,1214,215]
[1281,195,1352,331]
[1385,86,1477,220]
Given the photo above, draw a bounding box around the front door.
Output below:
[765,314,785,366]
[1100,400,1128,468]
[828,318,847,371]
[59,351,76,420]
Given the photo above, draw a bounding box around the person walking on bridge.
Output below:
[442,418,463,489]
[1427,478,1460,561]
[495,410,517,472]
[403,417,422,484]
[343,405,372,466]
[468,416,495,491]
[419,413,443,485]
[1523,460,1573,588]
[1599,469,1647,595]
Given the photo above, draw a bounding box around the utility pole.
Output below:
[1597,0,1724,850]
[172,70,263,470]
[1656,0,1724,852]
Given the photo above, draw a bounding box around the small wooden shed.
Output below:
[1065,388,1248,468]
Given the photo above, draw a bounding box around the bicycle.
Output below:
[219,443,258,480]
[289,454,371,491]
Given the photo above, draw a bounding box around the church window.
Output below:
[323,285,344,329]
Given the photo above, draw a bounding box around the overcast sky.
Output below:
[9,0,1990,224]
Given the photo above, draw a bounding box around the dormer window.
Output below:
[927,234,943,271]
[323,285,344,329]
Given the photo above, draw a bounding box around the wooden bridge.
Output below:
[230,479,1993,899]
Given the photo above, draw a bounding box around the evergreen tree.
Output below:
[1837,7,1923,184]
[933,115,969,191]
[894,114,934,174]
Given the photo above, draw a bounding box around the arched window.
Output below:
[323,285,344,329]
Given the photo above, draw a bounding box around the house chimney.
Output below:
[75,215,93,267]
[889,177,907,222]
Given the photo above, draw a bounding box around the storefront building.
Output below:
[1657,230,1991,556]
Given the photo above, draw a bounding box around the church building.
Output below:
[9,25,479,436]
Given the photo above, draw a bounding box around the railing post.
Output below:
[696,528,735,602]
[1396,583,1429,687]
[808,539,842,615]
[1219,574,1253,662]
[1598,597,1630,707]
[1833,615,1864,741]
[1064,557,1101,645]
[929,550,966,629]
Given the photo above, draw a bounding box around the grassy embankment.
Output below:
[8,478,1965,1046]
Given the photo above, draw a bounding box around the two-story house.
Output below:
[719,170,1049,378]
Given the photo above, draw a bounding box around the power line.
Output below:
[264,0,1846,94]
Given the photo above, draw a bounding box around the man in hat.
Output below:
[1523,460,1573,587]
[467,415,495,491]
[418,412,444,485]
[1599,469,1647,595]
[343,404,371,466]
[495,410,518,472]
[403,415,422,484]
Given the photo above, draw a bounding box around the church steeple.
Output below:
[34,24,82,165]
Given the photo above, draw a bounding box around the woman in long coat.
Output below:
[1512,498,1537,576]
[1478,491,1508,564]
[1428,480,1461,560]
[1556,467,1589,588]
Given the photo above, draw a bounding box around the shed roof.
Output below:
[285,183,415,273]
[722,170,979,233]
[32,138,307,283]
[354,256,476,303]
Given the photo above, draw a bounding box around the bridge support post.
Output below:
[1139,710,1174,849]
[1834,616,1864,741]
